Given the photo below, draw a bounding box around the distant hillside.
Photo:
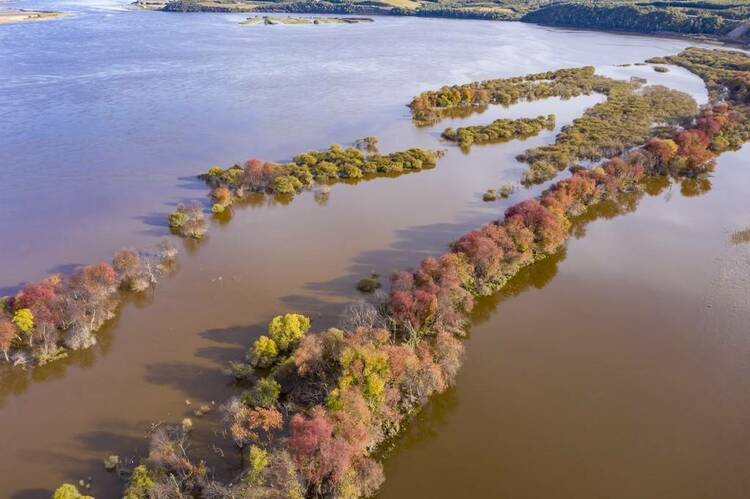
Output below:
[141,0,750,42]
[521,2,743,35]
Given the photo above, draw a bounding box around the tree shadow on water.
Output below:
[10,425,144,499]
[283,211,502,317]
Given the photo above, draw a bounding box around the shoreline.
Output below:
[131,1,748,49]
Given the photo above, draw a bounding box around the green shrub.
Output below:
[206,166,224,177]
[168,211,188,228]
[273,175,303,195]
[357,275,381,293]
[242,377,281,408]
[482,190,498,202]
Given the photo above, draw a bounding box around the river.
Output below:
[1,1,747,497]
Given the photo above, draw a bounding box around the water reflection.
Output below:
[376,172,717,496]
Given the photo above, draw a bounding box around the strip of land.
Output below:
[0,9,65,25]
[240,15,374,24]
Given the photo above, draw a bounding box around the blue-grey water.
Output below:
[2,2,749,498]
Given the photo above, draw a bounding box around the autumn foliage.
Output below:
[0,243,176,366]
[122,48,750,498]
[200,144,443,207]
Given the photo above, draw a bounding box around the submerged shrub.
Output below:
[169,203,207,239]
[482,189,498,202]
[356,275,381,293]
[168,211,188,229]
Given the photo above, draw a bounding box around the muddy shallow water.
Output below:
[2,1,748,497]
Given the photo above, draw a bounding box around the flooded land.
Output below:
[1,1,748,497]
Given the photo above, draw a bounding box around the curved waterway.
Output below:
[2,1,748,497]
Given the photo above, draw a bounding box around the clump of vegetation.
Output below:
[653,65,669,73]
[168,202,207,239]
[356,273,381,293]
[498,182,516,198]
[0,242,177,366]
[517,83,698,184]
[353,135,379,153]
[442,114,555,149]
[103,454,119,471]
[483,182,516,202]
[52,483,93,499]
[202,144,442,199]
[410,66,616,126]
[482,189,498,202]
[242,377,281,409]
[249,313,312,369]
[210,184,233,214]
[189,142,443,240]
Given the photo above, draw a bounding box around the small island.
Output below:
[0,9,65,25]
[240,15,373,25]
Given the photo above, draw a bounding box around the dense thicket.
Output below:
[0,243,176,367]
[409,66,617,126]
[517,83,698,184]
[649,47,750,103]
[196,144,442,221]
[413,67,697,184]
[442,114,555,149]
[521,3,729,35]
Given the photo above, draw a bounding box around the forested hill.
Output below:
[521,3,733,36]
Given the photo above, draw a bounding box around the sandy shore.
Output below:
[0,9,66,25]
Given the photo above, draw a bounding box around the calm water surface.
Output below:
[1,1,748,497]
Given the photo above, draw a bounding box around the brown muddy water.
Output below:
[1,2,747,498]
